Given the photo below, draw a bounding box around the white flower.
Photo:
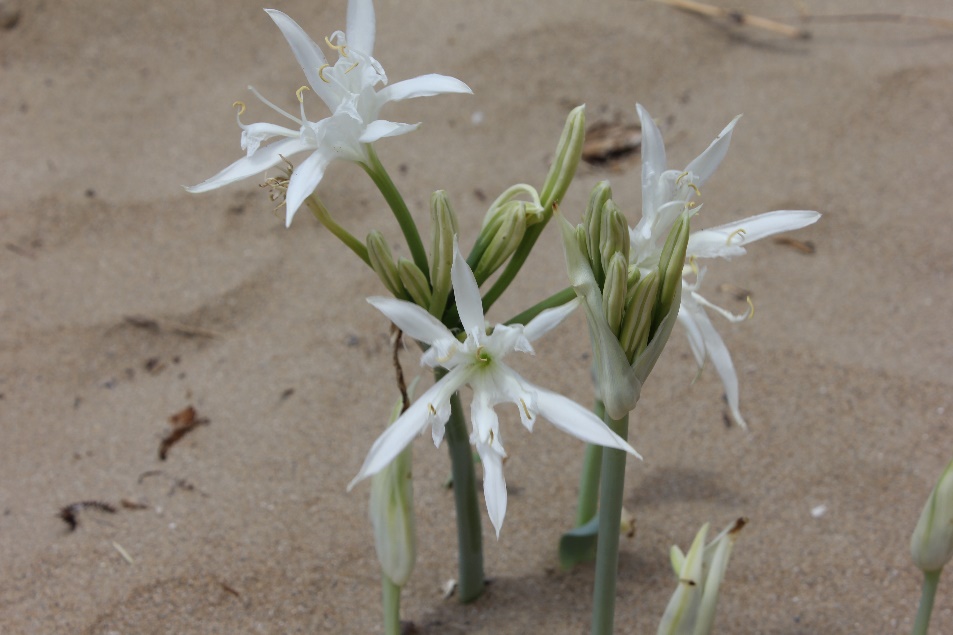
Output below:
[349,240,639,537]
[631,104,820,427]
[186,1,471,226]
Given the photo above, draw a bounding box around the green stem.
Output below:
[482,221,547,313]
[362,146,430,280]
[382,574,401,635]
[305,196,370,267]
[591,412,630,635]
[912,569,942,635]
[504,287,576,326]
[575,400,606,526]
[439,370,485,603]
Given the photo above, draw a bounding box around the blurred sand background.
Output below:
[2,0,953,632]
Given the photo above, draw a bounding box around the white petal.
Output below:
[285,150,333,227]
[377,74,473,103]
[636,103,667,222]
[677,301,707,368]
[346,0,376,56]
[240,122,299,155]
[534,386,641,457]
[684,115,741,187]
[688,210,820,260]
[264,10,338,110]
[451,238,486,336]
[476,442,507,538]
[185,135,313,194]
[692,302,748,429]
[522,297,581,342]
[359,120,421,143]
[487,366,538,432]
[367,296,455,344]
[348,377,453,489]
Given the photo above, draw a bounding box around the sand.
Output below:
[2,0,953,632]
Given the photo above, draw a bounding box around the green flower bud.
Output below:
[429,191,458,318]
[540,104,586,210]
[619,269,659,363]
[599,200,630,277]
[474,202,527,281]
[370,398,417,587]
[912,458,953,572]
[583,181,613,282]
[656,211,690,329]
[367,231,406,299]
[398,257,432,309]
[602,253,628,336]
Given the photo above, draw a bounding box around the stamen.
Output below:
[689,255,700,277]
[344,61,360,74]
[745,295,755,319]
[247,86,302,125]
[688,183,701,197]
[296,85,310,103]
[317,63,331,83]
[519,399,531,420]
[232,101,246,116]
[428,403,437,416]
[726,228,747,245]
[325,35,347,56]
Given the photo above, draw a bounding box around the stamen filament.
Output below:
[246,85,302,125]
[325,35,347,56]
[726,228,747,245]
[318,63,331,83]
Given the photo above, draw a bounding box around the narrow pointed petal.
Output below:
[367,297,455,344]
[377,74,473,103]
[348,377,452,489]
[688,210,820,259]
[359,119,421,143]
[523,297,581,343]
[451,239,486,336]
[534,386,641,457]
[477,443,507,538]
[684,115,741,187]
[676,301,707,368]
[346,0,376,56]
[636,103,667,221]
[185,135,312,194]
[692,303,748,429]
[264,10,337,110]
[285,150,333,226]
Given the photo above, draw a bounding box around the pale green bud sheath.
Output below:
[910,457,953,634]
[602,253,628,336]
[583,182,613,284]
[474,203,527,282]
[540,105,586,210]
[429,191,457,318]
[619,270,659,363]
[599,201,630,278]
[656,211,690,329]
[398,257,432,309]
[367,231,408,300]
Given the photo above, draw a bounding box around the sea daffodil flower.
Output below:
[349,240,639,537]
[186,1,471,226]
[631,104,820,427]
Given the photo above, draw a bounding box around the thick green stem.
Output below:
[439,371,485,603]
[591,412,630,635]
[504,287,576,327]
[362,146,430,280]
[381,575,402,635]
[575,401,606,526]
[912,569,942,635]
[305,196,370,267]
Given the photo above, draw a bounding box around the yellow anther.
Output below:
[428,403,437,416]
[519,399,531,420]
[317,63,331,83]
[325,36,347,55]
[687,201,697,209]
[745,296,755,319]
[344,61,360,74]
[726,228,747,245]
[688,183,701,197]
[296,85,310,103]
[689,255,700,277]
[676,171,689,186]
[232,101,246,116]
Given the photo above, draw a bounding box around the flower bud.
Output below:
[429,191,457,318]
[398,257,432,309]
[599,200,630,277]
[911,458,953,572]
[655,211,690,329]
[474,202,527,281]
[619,270,659,363]
[602,253,628,336]
[367,231,406,299]
[540,104,586,210]
[583,181,613,281]
[370,398,417,587]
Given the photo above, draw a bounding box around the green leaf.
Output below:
[558,516,600,570]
